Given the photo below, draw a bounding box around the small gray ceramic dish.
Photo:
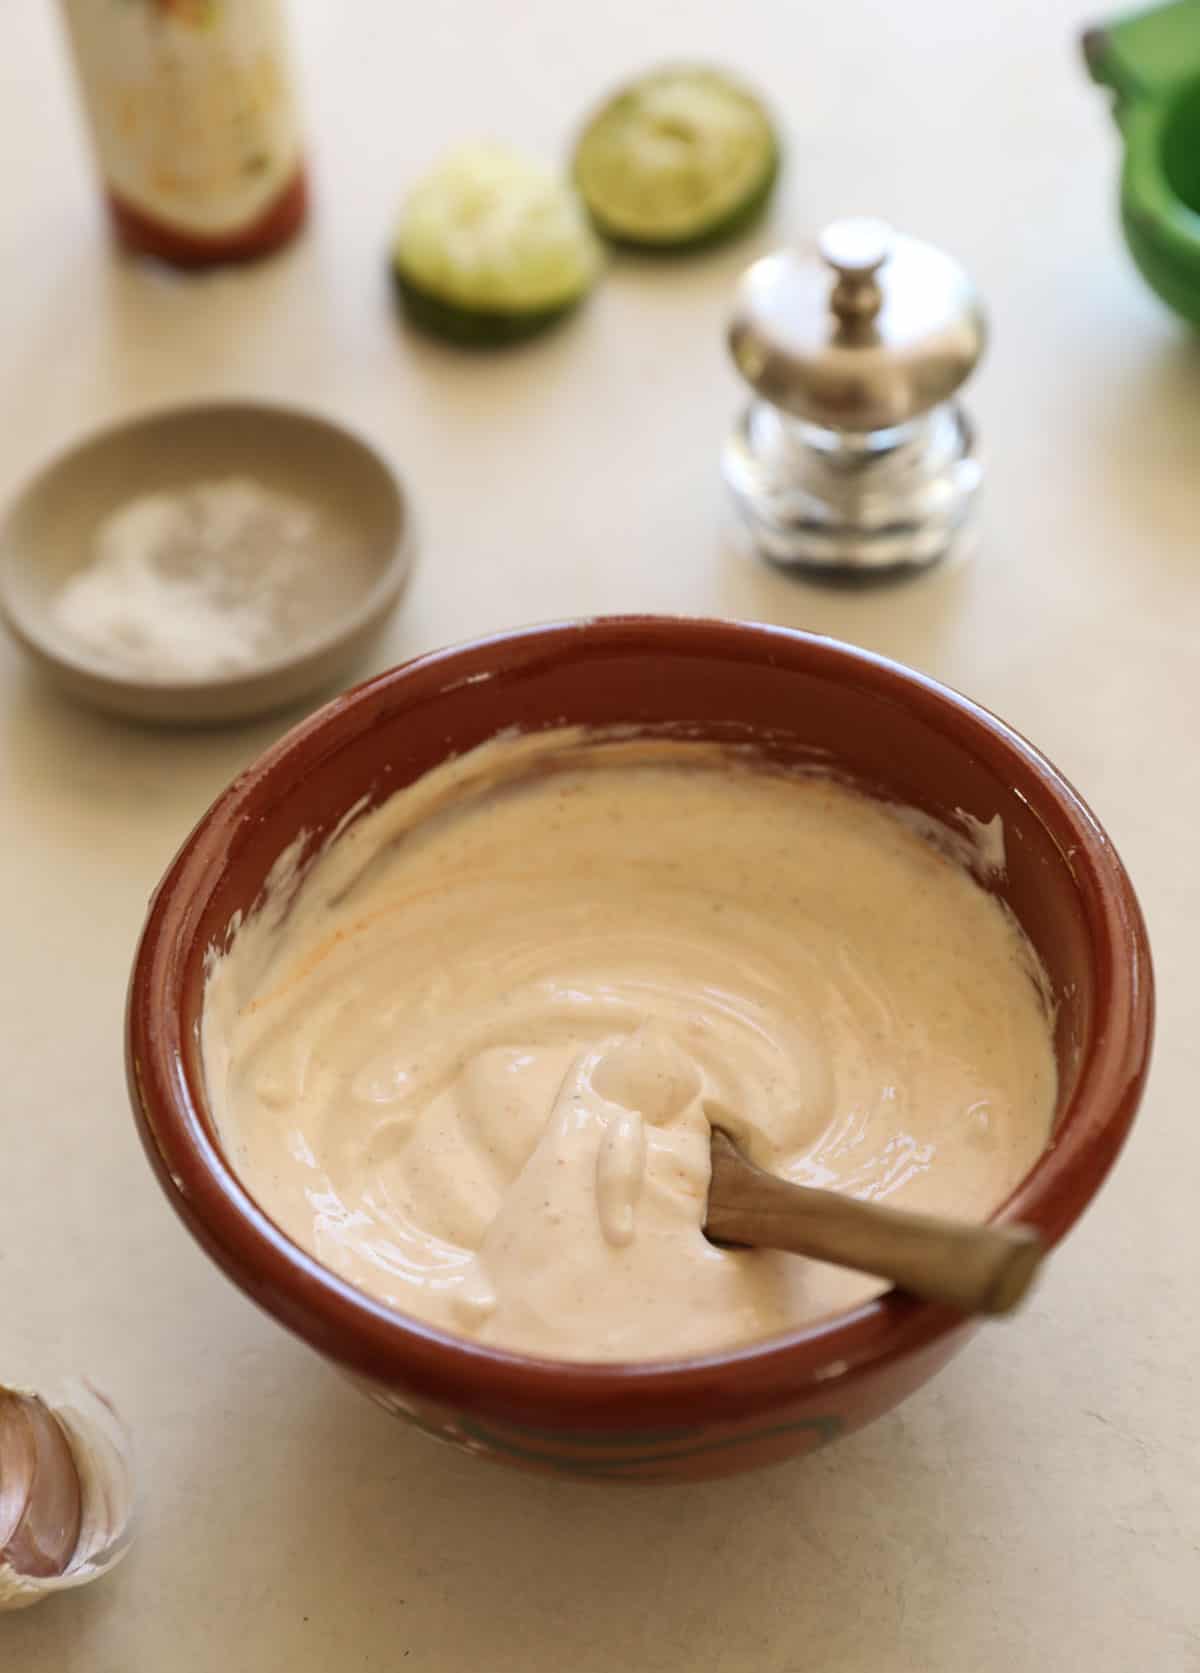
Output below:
[0,401,412,725]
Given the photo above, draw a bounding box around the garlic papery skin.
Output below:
[0,1380,134,1611]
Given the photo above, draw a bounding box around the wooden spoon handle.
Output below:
[707,1131,1044,1316]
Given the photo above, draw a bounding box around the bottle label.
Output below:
[60,0,302,238]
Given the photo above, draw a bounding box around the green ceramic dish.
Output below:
[1085,0,1200,325]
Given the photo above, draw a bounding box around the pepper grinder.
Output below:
[723,217,986,577]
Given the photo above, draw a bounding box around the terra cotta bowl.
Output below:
[126,617,1153,1482]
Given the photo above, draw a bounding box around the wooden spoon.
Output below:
[706,1129,1045,1316]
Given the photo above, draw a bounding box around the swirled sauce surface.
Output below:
[202,732,1056,1361]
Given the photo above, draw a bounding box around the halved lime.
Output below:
[390,145,602,346]
[573,66,779,251]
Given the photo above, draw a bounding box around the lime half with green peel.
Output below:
[390,145,602,346]
[574,66,779,251]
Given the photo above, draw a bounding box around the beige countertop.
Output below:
[2,1,1196,1668]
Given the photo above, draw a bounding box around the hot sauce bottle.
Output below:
[58,0,307,268]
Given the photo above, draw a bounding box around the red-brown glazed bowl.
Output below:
[127,617,1153,1483]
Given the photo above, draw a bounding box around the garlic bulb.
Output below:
[0,1380,134,1611]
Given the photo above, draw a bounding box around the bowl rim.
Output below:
[126,615,1155,1426]
[0,397,413,697]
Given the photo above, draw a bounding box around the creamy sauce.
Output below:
[202,731,1057,1362]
